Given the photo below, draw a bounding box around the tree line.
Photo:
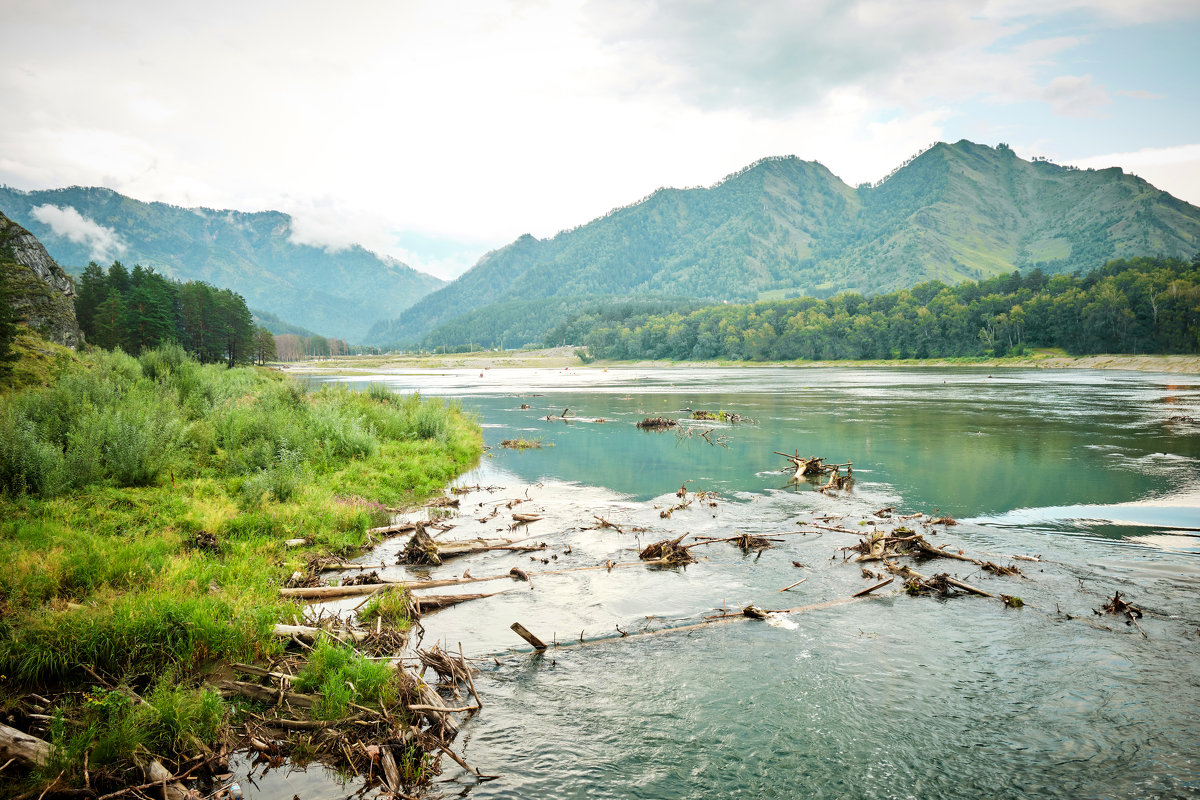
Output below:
[552,255,1200,361]
[75,261,275,366]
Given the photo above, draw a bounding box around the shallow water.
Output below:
[291,366,1200,799]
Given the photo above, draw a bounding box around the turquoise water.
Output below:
[292,366,1200,799]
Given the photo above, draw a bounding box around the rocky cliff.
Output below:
[0,211,81,348]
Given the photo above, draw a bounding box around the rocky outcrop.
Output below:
[0,212,82,348]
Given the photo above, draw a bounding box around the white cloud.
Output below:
[0,0,1196,274]
[1037,75,1111,117]
[29,204,127,262]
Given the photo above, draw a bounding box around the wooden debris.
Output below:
[512,512,543,523]
[639,534,696,565]
[0,721,50,767]
[852,577,894,597]
[412,592,503,615]
[779,577,808,592]
[510,622,548,650]
[1097,591,1147,637]
[982,561,1021,576]
[637,417,678,430]
[367,521,419,536]
[401,524,442,565]
[927,516,958,525]
[273,623,369,643]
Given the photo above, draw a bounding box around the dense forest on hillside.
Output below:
[369,141,1200,348]
[555,255,1200,361]
[75,261,272,366]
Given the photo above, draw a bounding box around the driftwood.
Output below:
[851,577,894,597]
[368,521,419,536]
[639,534,696,565]
[282,572,515,599]
[412,592,503,614]
[885,562,994,598]
[273,623,368,643]
[510,622,548,650]
[136,756,198,800]
[399,529,546,565]
[219,680,319,709]
[637,417,678,430]
[775,452,852,480]
[0,721,50,767]
[1097,591,1147,637]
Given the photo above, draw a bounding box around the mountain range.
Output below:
[0,186,443,342]
[4,140,1199,350]
[368,140,1200,348]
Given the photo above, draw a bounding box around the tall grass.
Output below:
[292,638,397,719]
[0,343,481,788]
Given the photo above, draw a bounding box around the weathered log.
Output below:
[412,592,502,614]
[282,573,514,599]
[511,513,543,523]
[218,680,319,709]
[380,746,402,793]
[367,521,419,536]
[412,680,461,739]
[851,577,894,597]
[0,721,51,767]
[510,622,548,650]
[137,757,198,800]
[273,623,368,643]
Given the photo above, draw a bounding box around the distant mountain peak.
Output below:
[367,139,1200,349]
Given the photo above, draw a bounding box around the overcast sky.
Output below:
[2,0,1198,279]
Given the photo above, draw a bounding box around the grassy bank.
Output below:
[0,341,481,795]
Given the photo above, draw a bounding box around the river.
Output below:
[275,366,1200,799]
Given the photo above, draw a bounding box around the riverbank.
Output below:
[0,341,482,797]
[281,347,1200,375]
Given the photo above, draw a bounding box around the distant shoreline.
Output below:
[280,348,1200,375]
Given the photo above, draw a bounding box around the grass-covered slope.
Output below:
[0,186,445,342]
[0,341,481,792]
[370,141,1200,349]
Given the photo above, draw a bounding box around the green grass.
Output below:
[292,638,398,719]
[0,339,482,792]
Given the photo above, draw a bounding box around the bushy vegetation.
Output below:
[565,255,1200,361]
[0,343,481,790]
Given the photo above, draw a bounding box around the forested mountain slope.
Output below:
[371,141,1200,348]
[0,186,443,342]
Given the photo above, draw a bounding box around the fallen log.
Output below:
[0,721,50,767]
[219,680,319,709]
[282,573,514,599]
[137,756,198,800]
[412,592,503,614]
[367,521,419,536]
[510,622,548,650]
[851,577,894,597]
[273,623,368,643]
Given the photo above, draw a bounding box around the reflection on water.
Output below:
[293,366,1200,800]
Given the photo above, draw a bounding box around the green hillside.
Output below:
[0,186,443,342]
[368,141,1200,348]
